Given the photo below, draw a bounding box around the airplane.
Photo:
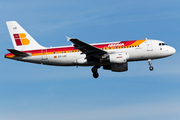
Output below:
[5,21,176,78]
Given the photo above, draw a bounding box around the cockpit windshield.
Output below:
[159,43,167,46]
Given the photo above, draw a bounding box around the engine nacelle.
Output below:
[103,63,128,72]
[109,53,128,64]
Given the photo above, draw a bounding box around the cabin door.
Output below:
[147,41,153,51]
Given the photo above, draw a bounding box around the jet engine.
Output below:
[102,53,128,72]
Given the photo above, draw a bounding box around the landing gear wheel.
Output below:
[91,66,100,78]
[148,59,154,71]
[93,72,99,78]
[91,67,97,73]
[149,66,154,71]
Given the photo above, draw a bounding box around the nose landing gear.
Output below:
[92,66,100,78]
[148,59,154,71]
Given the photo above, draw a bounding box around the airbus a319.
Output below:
[5,21,176,78]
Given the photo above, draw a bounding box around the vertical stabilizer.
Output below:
[6,21,45,50]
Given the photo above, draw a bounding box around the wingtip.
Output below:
[66,36,71,41]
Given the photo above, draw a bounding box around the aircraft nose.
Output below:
[170,47,176,55]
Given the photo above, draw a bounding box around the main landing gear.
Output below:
[148,59,154,71]
[92,66,100,78]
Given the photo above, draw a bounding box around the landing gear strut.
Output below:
[148,59,154,71]
[92,66,100,78]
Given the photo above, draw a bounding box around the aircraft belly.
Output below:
[15,56,44,64]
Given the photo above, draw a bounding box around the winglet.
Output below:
[66,36,71,41]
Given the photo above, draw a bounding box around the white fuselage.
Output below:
[8,39,175,66]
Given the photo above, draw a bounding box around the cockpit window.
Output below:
[159,43,167,46]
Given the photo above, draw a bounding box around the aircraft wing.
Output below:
[67,37,107,59]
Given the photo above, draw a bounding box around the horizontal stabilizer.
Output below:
[7,49,30,57]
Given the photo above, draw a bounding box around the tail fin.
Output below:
[6,21,45,50]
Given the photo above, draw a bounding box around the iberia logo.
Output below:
[13,33,30,46]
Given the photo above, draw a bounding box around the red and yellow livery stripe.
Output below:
[5,39,146,58]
